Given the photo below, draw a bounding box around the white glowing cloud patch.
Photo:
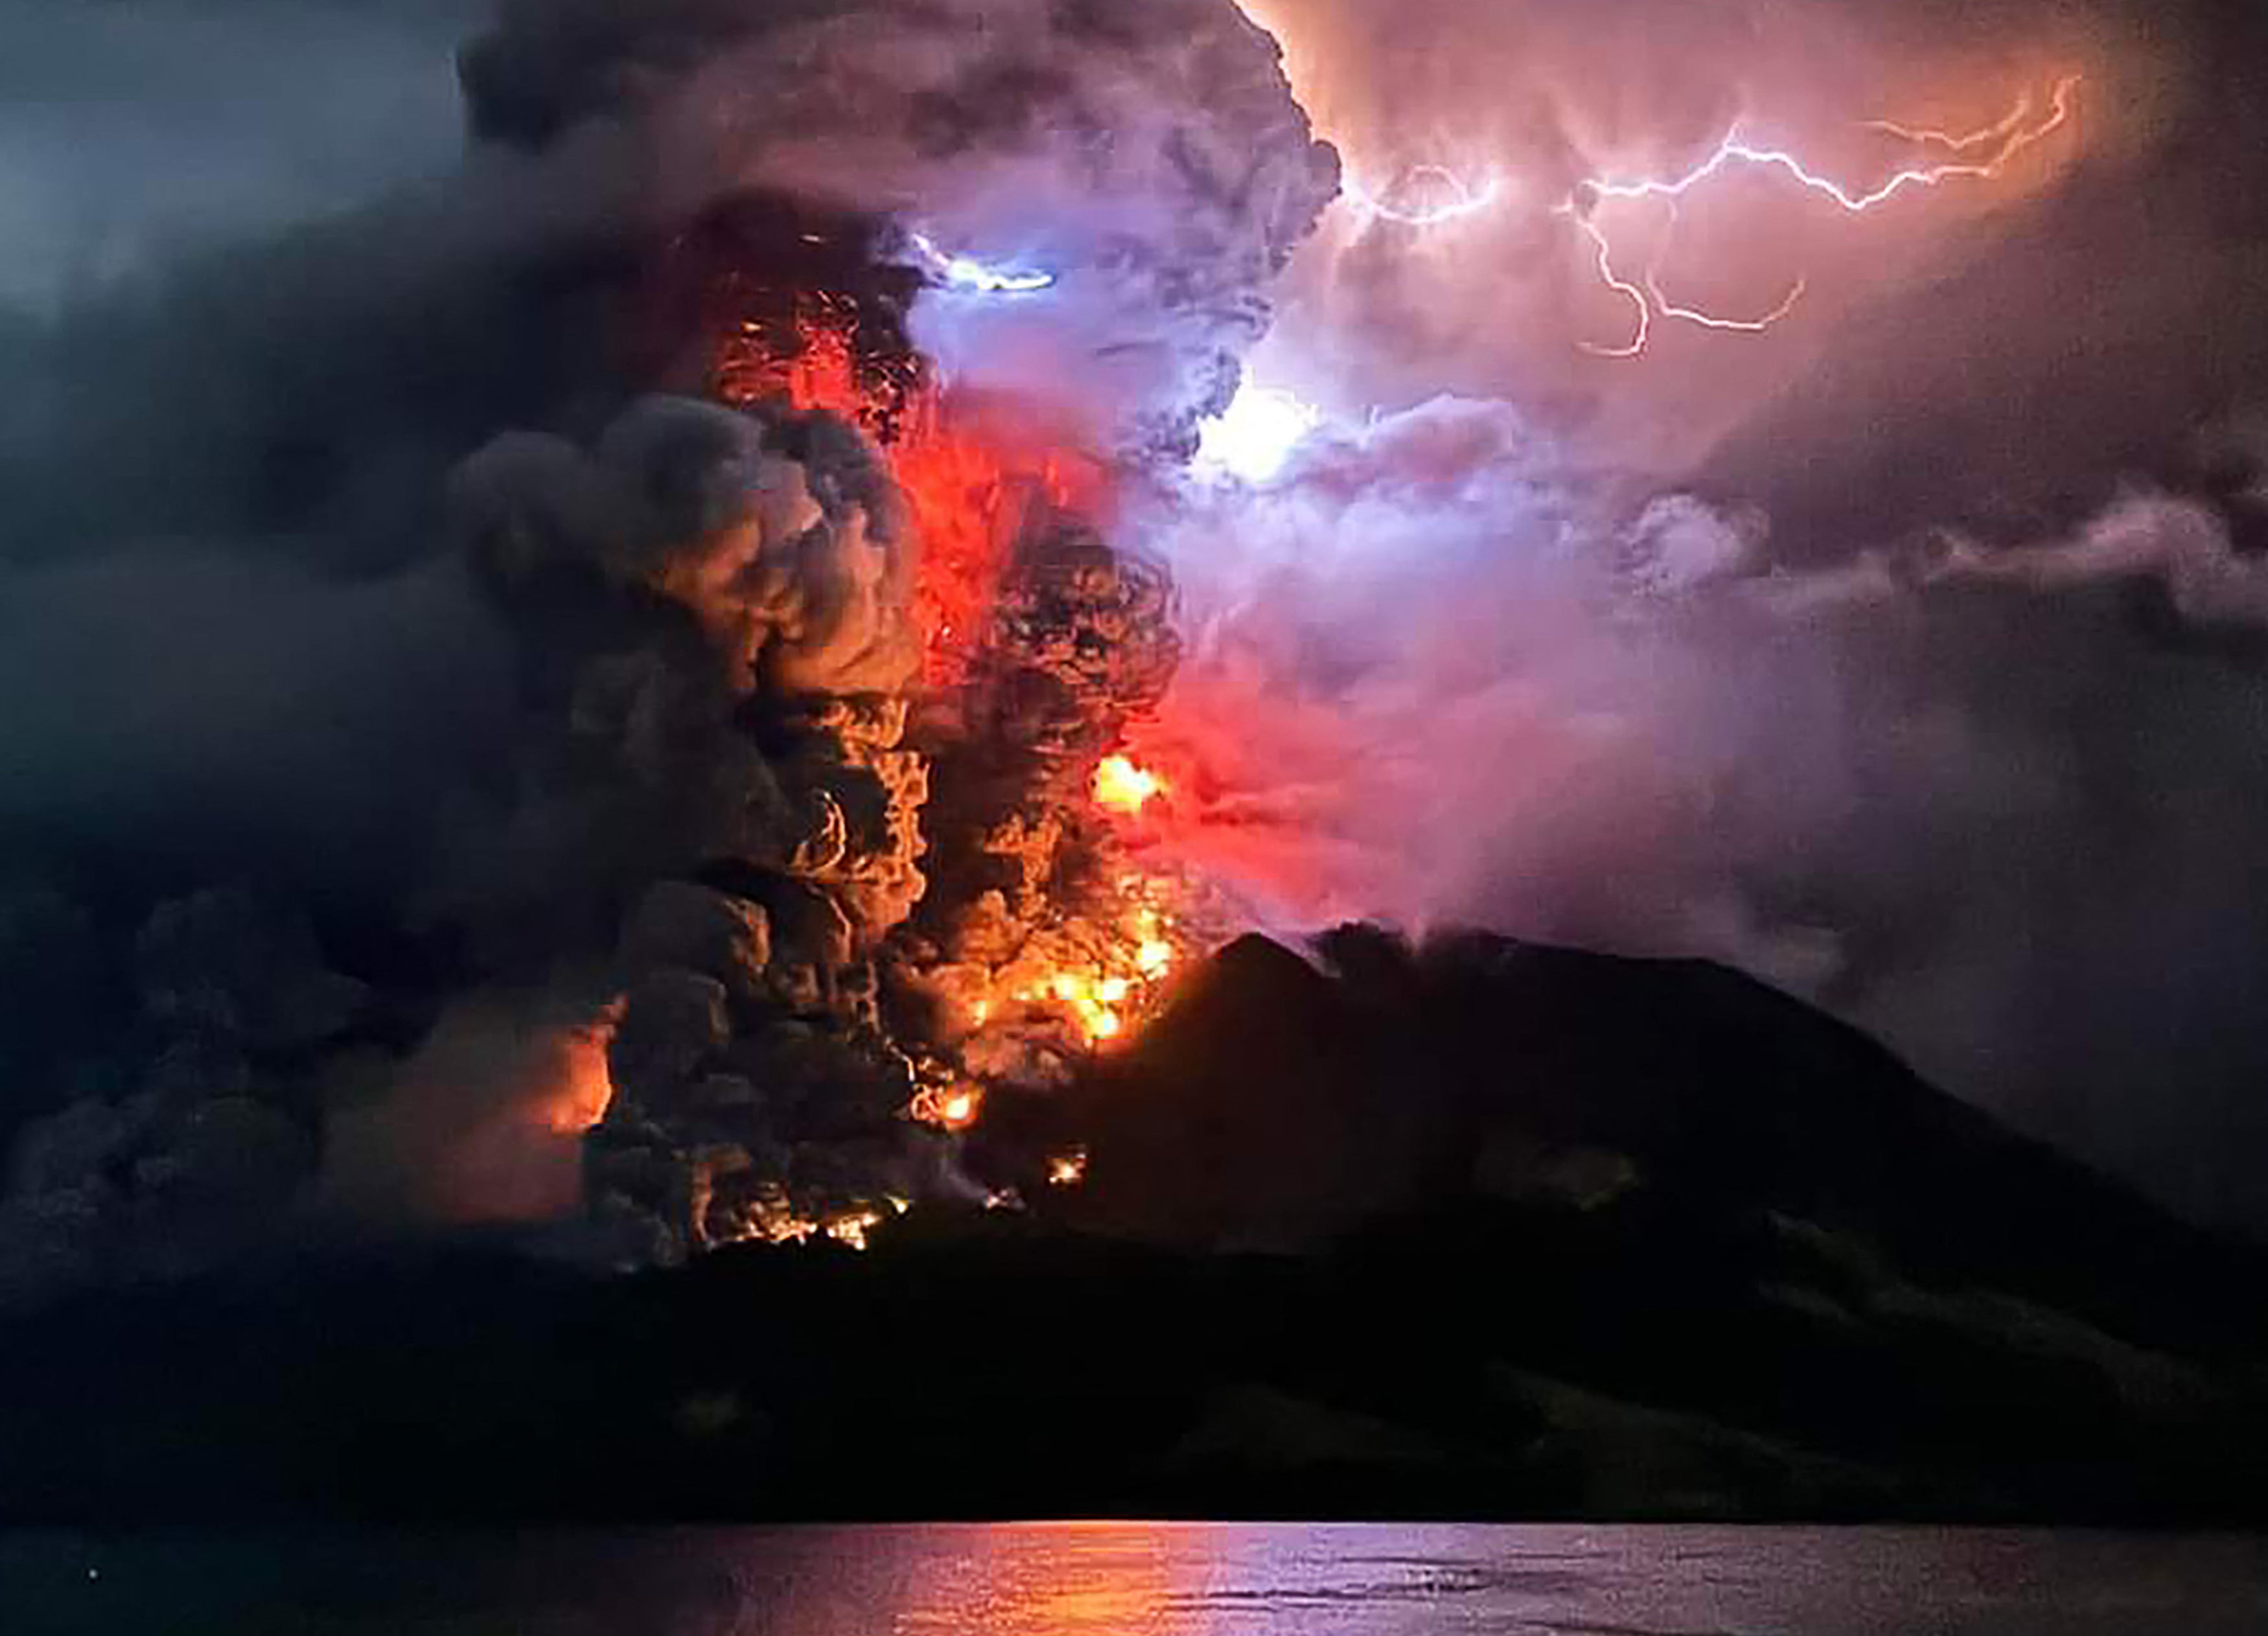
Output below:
[907,232,1056,295]
[1196,382,1322,483]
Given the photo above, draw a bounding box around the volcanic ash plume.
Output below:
[461,0,1339,460]
[324,997,621,1228]
[0,0,1341,1296]
[444,395,955,1258]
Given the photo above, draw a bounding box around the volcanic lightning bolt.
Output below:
[1320,72,2083,358]
[1345,165,1507,228]
[906,231,1057,295]
[1560,73,2085,355]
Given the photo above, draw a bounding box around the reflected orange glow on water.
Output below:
[889,1523,1191,1636]
[17,1525,2268,1631]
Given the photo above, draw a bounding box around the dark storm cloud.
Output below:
[0,0,485,310]
[0,548,516,896]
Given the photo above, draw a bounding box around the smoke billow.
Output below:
[324,996,620,1227]
[460,0,1337,456]
[0,0,1332,1299]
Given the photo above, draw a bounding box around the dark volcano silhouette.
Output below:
[5,928,2265,1523]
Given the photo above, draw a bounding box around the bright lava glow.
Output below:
[910,1081,985,1131]
[1197,380,1322,483]
[907,232,1056,295]
[1093,754,1167,817]
[824,1211,885,1251]
[1562,74,2083,355]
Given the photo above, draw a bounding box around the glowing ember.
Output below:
[742,1185,821,1247]
[1093,754,1168,817]
[911,1080,986,1131]
[1048,975,1120,1039]
[990,891,1189,1051]
[1047,1149,1090,1188]
[824,1210,885,1251]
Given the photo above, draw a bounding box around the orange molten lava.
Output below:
[895,427,1098,687]
[993,890,1188,1050]
[1093,754,1168,817]
[911,1081,986,1131]
[716,303,1103,686]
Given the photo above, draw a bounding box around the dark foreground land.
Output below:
[4,932,2265,1524]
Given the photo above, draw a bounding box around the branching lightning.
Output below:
[1564,73,2083,355]
[1325,74,2082,358]
[1863,91,2045,156]
[1578,74,2082,218]
[1558,198,1809,358]
[1345,165,1505,228]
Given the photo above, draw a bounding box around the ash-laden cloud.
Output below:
[461,0,1337,455]
[323,995,620,1228]
[1135,392,2268,1227]
[0,395,951,1297]
[0,0,1332,1300]
[1131,0,2268,1230]
[1240,0,2268,514]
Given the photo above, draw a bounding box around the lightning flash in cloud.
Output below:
[907,232,1056,295]
[1322,74,2083,359]
[1562,73,2085,355]
[1345,164,1505,228]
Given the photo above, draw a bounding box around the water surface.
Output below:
[7,1523,2265,1634]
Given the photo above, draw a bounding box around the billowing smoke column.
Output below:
[460,0,1339,458]
[0,0,1334,1296]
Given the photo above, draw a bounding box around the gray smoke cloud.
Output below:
[460,0,1336,454]
[1135,401,2268,1237]
[0,0,1332,1296]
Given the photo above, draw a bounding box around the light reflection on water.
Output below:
[7,1523,2268,1635]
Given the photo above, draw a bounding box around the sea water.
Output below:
[5,1523,2265,1634]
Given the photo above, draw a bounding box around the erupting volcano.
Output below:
[667,247,1226,1239]
[420,0,1342,1262]
[11,0,2268,1357]
[21,0,2268,1549]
